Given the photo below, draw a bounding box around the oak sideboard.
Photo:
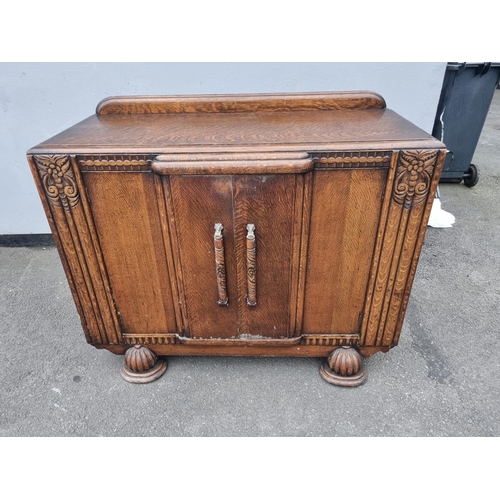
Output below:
[27,92,446,386]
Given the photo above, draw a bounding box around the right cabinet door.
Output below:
[302,166,389,335]
[169,173,302,339]
[232,174,298,338]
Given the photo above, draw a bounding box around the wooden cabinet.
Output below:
[27,92,446,386]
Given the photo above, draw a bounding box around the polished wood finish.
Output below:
[83,171,178,334]
[233,174,297,337]
[303,167,387,334]
[152,152,313,175]
[28,92,445,386]
[96,91,386,115]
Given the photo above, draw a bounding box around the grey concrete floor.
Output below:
[1,91,499,437]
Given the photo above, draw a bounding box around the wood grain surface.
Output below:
[169,175,239,338]
[303,168,387,334]
[233,175,297,337]
[29,109,440,154]
[169,173,298,339]
[96,91,386,115]
[83,172,178,333]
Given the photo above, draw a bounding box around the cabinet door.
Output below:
[233,175,297,337]
[169,174,300,339]
[169,175,239,338]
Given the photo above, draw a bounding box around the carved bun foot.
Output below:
[121,345,167,384]
[319,346,367,387]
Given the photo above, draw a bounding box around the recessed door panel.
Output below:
[303,169,387,334]
[84,172,177,333]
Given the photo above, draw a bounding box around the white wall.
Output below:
[0,62,446,234]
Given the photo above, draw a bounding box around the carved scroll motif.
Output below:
[214,223,228,305]
[246,224,257,306]
[34,155,79,210]
[393,150,438,209]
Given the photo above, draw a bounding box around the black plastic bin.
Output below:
[432,62,500,187]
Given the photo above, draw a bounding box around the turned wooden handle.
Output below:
[246,224,257,306]
[214,223,228,305]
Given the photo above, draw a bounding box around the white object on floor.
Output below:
[428,198,455,228]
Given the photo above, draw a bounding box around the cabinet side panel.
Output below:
[83,172,177,333]
[303,169,387,334]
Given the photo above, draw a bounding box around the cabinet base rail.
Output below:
[98,335,388,358]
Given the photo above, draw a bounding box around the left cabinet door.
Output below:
[168,175,240,338]
[84,171,179,334]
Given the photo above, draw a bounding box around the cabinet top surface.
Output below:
[28,92,445,154]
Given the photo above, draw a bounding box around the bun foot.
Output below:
[121,345,167,384]
[319,346,367,387]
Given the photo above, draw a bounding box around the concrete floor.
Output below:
[1,91,499,437]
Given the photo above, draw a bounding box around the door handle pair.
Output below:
[214,223,256,306]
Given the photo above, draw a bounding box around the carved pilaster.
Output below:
[361,149,445,347]
[29,154,121,346]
